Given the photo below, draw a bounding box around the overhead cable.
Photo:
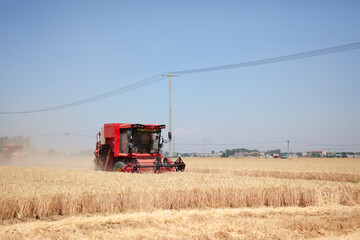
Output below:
[29,133,93,138]
[173,41,360,74]
[0,74,167,114]
[1,41,360,114]
[176,140,286,146]
[291,141,360,147]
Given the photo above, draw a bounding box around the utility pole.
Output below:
[173,136,175,157]
[162,72,178,158]
[203,139,212,157]
[287,140,290,158]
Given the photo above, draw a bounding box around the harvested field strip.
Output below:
[1,206,360,240]
[1,167,360,221]
[188,168,360,182]
[185,157,360,174]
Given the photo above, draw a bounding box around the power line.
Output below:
[176,140,360,148]
[0,74,167,114]
[291,141,360,147]
[1,41,360,115]
[176,140,286,146]
[176,140,360,152]
[29,133,93,138]
[173,41,360,74]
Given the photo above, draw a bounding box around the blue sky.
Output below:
[1,0,360,153]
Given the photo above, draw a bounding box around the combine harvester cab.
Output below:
[93,123,185,173]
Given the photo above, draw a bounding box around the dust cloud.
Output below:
[0,152,94,170]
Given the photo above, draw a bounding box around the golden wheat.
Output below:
[188,168,360,182]
[186,157,360,173]
[0,158,360,221]
[1,206,360,240]
[1,157,360,239]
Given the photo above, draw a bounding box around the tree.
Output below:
[0,136,30,148]
[267,149,281,155]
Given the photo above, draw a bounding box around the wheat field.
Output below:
[1,206,360,240]
[1,156,360,239]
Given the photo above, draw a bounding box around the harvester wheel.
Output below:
[113,162,126,172]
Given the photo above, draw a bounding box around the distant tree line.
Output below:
[221,148,281,157]
[0,136,31,148]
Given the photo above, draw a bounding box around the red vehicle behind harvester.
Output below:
[93,123,185,173]
[0,144,25,162]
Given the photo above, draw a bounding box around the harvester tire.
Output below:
[113,162,126,172]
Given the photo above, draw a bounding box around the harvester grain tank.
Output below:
[93,123,185,173]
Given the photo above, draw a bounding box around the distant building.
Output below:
[308,151,326,158]
[233,152,252,158]
[326,152,337,158]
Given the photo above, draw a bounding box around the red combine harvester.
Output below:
[0,144,25,162]
[93,123,185,173]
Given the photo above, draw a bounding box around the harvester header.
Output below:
[93,123,185,173]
